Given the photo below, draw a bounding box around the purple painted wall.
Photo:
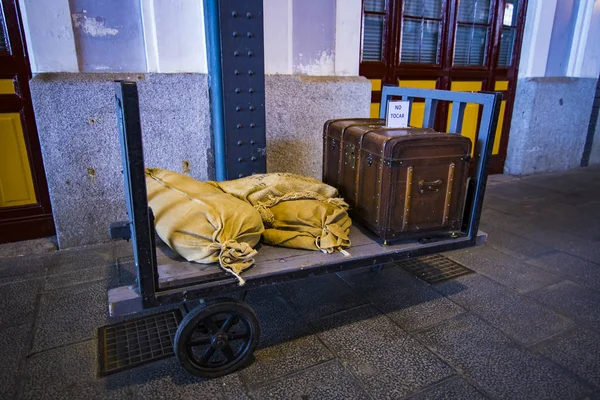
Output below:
[69,0,147,72]
[292,0,336,74]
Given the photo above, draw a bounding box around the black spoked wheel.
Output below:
[174,298,260,378]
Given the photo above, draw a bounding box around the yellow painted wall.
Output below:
[447,81,482,155]
[0,113,37,207]
[0,79,15,95]
[398,80,437,127]
[493,81,509,154]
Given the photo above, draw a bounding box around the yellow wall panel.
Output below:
[493,101,507,155]
[0,79,15,95]
[398,80,437,89]
[0,113,37,207]
[447,81,483,155]
[370,103,380,118]
[397,80,437,127]
[494,81,509,91]
[370,79,382,92]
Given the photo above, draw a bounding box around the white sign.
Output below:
[386,101,409,128]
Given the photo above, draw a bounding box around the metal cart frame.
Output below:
[108,81,501,377]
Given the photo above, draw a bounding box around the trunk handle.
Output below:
[418,179,443,193]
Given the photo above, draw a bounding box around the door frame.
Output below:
[0,0,55,242]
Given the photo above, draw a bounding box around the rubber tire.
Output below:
[174,298,260,378]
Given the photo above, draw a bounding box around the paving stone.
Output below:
[479,208,541,236]
[0,324,31,399]
[487,180,583,206]
[417,314,593,399]
[277,274,367,320]
[481,224,554,260]
[529,280,600,327]
[127,358,250,400]
[340,265,465,332]
[32,280,108,352]
[407,376,486,400]
[240,295,333,387]
[526,252,600,290]
[434,274,572,345]
[523,229,600,264]
[249,360,368,400]
[22,340,131,400]
[0,255,46,283]
[0,237,57,259]
[0,278,42,328]
[534,327,600,389]
[444,245,561,293]
[44,242,115,275]
[312,305,453,399]
[44,264,119,290]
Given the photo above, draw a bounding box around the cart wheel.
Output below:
[174,298,260,378]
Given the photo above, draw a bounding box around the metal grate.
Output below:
[397,254,473,283]
[97,309,182,376]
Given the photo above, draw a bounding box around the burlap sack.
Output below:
[212,173,351,253]
[145,168,264,285]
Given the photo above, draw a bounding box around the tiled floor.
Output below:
[1,166,600,399]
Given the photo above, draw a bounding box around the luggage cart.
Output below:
[108,81,501,378]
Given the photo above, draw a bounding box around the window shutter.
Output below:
[400,0,443,64]
[0,10,7,52]
[498,28,515,66]
[453,0,492,66]
[362,14,385,61]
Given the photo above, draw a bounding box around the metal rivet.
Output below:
[236,124,242,129]
[238,157,244,162]
[250,140,256,145]
[249,105,255,111]
[248,51,253,57]
[234,88,241,93]
[235,106,241,111]
[250,123,256,128]
[232,31,238,37]
[237,141,243,146]
[247,32,253,38]
[248,88,255,93]
[251,156,257,161]
[233,51,239,57]
[232,11,238,17]
[234,70,239,75]
[238,173,244,178]
[246,12,252,18]
[248,70,254,75]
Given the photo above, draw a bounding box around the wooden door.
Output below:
[361,0,527,174]
[0,0,54,242]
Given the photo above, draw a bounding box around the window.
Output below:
[362,0,387,61]
[0,5,8,53]
[400,0,443,63]
[453,0,493,66]
[498,0,519,66]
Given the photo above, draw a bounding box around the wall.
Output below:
[506,0,600,175]
[19,0,361,76]
[19,1,368,248]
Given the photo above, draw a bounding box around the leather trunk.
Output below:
[322,119,471,242]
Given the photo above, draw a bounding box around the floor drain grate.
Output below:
[397,254,473,284]
[97,309,182,376]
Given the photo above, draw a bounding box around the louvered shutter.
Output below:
[0,9,8,52]
[362,0,386,61]
[453,0,492,66]
[400,0,443,64]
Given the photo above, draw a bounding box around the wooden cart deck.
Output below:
[109,223,486,316]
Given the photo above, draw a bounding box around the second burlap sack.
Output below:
[210,173,351,253]
[146,168,264,284]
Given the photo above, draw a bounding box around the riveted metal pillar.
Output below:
[204,0,267,180]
